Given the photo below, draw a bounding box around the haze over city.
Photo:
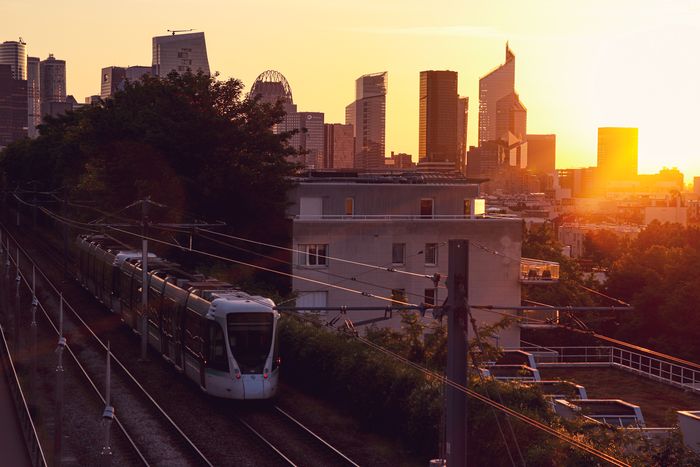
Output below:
[2,0,699,176]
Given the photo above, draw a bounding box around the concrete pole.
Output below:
[101,342,114,466]
[140,199,149,361]
[446,240,469,467]
[54,294,66,467]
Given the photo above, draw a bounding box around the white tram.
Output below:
[75,234,280,399]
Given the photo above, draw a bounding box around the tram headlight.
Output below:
[263,368,269,379]
[234,369,241,379]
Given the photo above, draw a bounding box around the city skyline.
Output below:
[1,0,699,176]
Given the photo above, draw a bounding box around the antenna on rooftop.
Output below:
[167,29,194,36]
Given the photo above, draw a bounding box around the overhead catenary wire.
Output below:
[197,227,444,280]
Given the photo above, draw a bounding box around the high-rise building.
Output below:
[0,40,27,80]
[0,64,28,149]
[101,65,151,99]
[40,54,66,104]
[479,44,518,144]
[495,92,526,141]
[251,70,324,168]
[26,56,40,137]
[324,123,354,169]
[526,134,556,174]
[457,97,468,169]
[419,70,459,167]
[345,72,387,170]
[152,32,210,77]
[597,127,638,181]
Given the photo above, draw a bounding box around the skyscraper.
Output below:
[0,40,27,80]
[597,127,638,181]
[457,97,468,169]
[152,32,210,77]
[345,72,387,170]
[101,66,151,99]
[324,123,354,169]
[479,44,518,144]
[251,70,324,168]
[419,70,459,167]
[0,64,28,149]
[526,134,556,174]
[26,56,40,137]
[40,54,66,104]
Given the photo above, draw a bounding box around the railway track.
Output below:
[2,225,214,466]
[3,216,364,466]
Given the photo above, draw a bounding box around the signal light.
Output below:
[263,368,269,379]
[234,369,241,379]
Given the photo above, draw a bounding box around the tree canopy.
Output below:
[0,71,300,240]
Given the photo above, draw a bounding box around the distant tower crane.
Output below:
[167,29,194,35]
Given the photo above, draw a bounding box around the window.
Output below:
[392,243,406,265]
[424,288,436,306]
[464,199,472,217]
[344,197,354,216]
[420,198,434,218]
[298,244,328,266]
[425,243,438,266]
[207,321,229,372]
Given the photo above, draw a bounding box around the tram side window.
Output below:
[208,322,229,372]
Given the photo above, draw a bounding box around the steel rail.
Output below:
[3,224,214,466]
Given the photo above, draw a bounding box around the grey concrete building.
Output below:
[287,172,522,347]
[152,32,210,77]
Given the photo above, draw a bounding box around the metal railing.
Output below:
[0,323,48,466]
[294,214,486,220]
[516,345,700,393]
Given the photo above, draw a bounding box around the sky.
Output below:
[2,0,700,178]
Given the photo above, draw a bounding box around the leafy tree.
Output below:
[0,71,301,292]
[583,229,630,268]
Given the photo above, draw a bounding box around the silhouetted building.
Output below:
[85,95,100,105]
[527,134,556,173]
[419,70,459,168]
[479,44,516,144]
[557,167,599,198]
[457,96,468,170]
[251,70,324,168]
[0,40,27,80]
[496,92,526,142]
[152,32,210,77]
[324,123,354,169]
[0,64,28,149]
[387,151,415,169]
[597,127,638,182]
[101,66,151,99]
[26,56,40,137]
[467,142,501,179]
[40,54,66,105]
[345,72,387,170]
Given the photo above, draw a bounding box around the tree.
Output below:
[0,71,301,292]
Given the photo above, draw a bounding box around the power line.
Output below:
[198,227,443,280]
[348,329,630,466]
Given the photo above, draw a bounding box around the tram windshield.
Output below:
[227,313,274,373]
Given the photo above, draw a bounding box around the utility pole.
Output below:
[446,240,469,467]
[54,295,66,467]
[101,342,114,466]
[140,199,149,361]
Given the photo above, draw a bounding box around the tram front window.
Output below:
[227,313,274,373]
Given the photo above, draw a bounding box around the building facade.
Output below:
[152,32,210,77]
[526,134,556,174]
[0,64,28,149]
[101,65,151,99]
[0,40,27,80]
[324,123,354,169]
[40,54,66,104]
[419,70,459,167]
[479,45,516,144]
[597,127,638,182]
[345,72,387,170]
[287,172,522,347]
[457,96,469,170]
[26,56,40,137]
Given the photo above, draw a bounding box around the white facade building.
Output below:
[288,172,522,347]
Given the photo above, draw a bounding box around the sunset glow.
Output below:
[2,0,699,176]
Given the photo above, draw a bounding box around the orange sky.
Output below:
[2,0,699,178]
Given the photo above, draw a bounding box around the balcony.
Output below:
[520,258,559,283]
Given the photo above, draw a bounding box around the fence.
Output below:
[516,345,700,394]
